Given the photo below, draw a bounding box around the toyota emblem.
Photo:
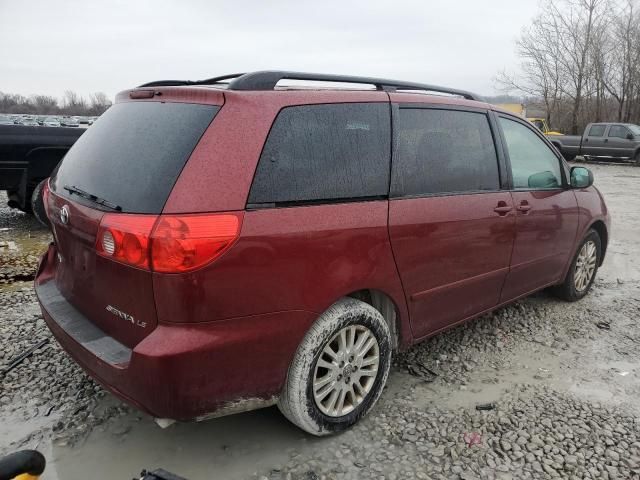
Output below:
[60,205,70,225]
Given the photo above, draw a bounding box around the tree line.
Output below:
[497,0,640,134]
[0,90,112,116]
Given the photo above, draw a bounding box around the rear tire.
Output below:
[278,297,392,436]
[634,150,640,166]
[31,179,50,228]
[553,229,601,302]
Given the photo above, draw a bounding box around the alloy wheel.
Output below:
[574,240,597,292]
[312,325,380,417]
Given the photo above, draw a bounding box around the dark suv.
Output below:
[35,71,610,435]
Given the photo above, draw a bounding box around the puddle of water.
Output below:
[48,406,313,480]
[0,240,18,251]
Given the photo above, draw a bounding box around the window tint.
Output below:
[52,102,219,213]
[608,125,630,139]
[499,117,562,190]
[248,103,390,205]
[588,125,606,137]
[391,109,500,197]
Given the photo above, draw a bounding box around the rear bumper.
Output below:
[35,247,317,420]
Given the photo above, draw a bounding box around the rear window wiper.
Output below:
[63,185,122,211]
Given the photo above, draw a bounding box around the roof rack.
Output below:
[138,73,244,88]
[138,71,481,101]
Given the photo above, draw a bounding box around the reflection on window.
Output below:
[499,118,562,190]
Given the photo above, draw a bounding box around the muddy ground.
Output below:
[1,162,639,480]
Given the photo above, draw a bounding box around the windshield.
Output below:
[51,101,219,214]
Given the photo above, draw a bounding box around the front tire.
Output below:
[278,298,392,436]
[553,229,601,302]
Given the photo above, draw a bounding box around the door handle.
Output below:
[604,138,608,143]
[493,203,513,216]
[517,201,531,213]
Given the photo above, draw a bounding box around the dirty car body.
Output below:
[35,72,611,426]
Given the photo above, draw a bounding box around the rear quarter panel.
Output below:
[152,201,410,345]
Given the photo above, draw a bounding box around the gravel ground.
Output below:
[1,162,639,480]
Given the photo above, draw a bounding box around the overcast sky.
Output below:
[0,0,540,101]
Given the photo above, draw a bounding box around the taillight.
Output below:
[150,214,241,273]
[95,213,242,272]
[95,215,157,269]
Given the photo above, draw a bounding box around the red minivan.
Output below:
[35,71,610,435]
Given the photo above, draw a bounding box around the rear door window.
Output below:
[499,117,562,190]
[248,103,391,205]
[588,125,606,137]
[391,108,500,197]
[52,102,219,214]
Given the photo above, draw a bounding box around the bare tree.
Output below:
[601,0,639,120]
[0,90,113,116]
[496,0,640,132]
[29,95,59,114]
[496,10,565,127]
[88,92,112,115]
[61,90,87,114]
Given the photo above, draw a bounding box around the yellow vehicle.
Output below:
[528,117,564,136]
[494,104,564,136]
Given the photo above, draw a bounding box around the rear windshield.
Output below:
[51,101,219,213]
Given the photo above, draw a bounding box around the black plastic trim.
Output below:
[390,189,505,201]
[228,71,481,100]
[138,73,244,88]
[138,71,481,100]
[35,280,132,366]
[246,195,388,210]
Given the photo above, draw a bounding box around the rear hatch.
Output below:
[46,100,220,348]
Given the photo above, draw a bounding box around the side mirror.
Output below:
[627,133,634,140]
[570,166,593,189]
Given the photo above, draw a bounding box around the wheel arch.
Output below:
[589,220,608,266]
[346,288,404,351]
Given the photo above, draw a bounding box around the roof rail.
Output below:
[227,71,481,100]
[138,73,245,88]
[138,71,481,101]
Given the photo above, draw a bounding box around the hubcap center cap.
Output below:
[343,364,354,377]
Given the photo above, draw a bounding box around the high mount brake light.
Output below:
[95,213,242,272]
